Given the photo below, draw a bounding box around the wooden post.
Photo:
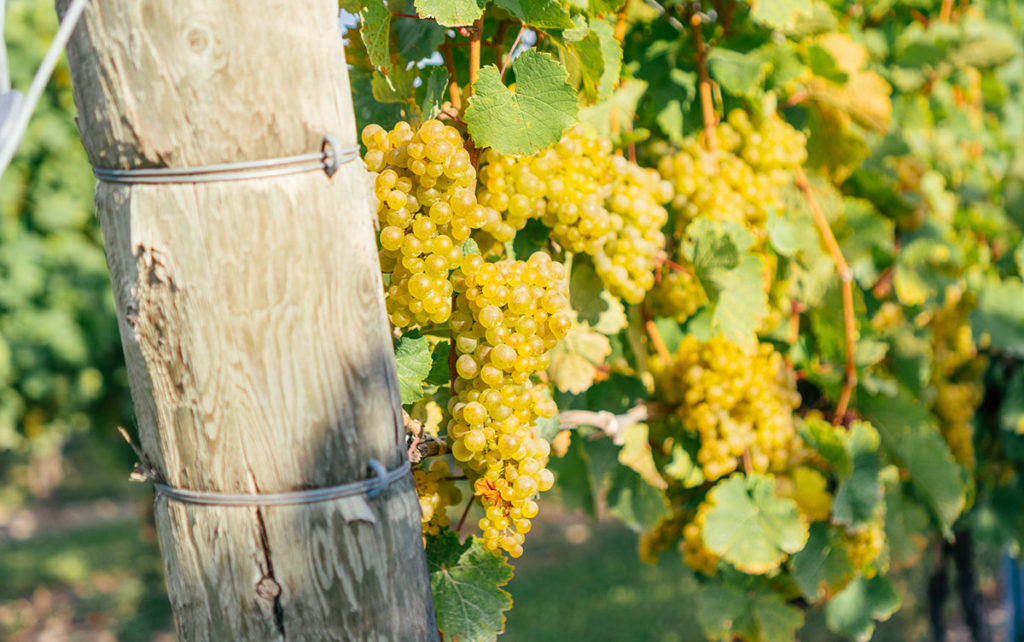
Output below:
[58,1,438,639]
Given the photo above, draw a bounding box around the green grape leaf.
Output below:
[892,237,961,306]
[549,431,598,518]
[425,339,452,387]
[702,474,809,574]
[511,218,550,259]
[548,320,612,393]
[825,575,901,642]
[560,13,590,42]
[465,50,579,155]
[396,13,447,63]
[799,416,852,477]
[749,0,814,30]
[589,0,625,13]
[372,66,418,104]
[606,465,670,532]
[663,440,705,488]
[582,372,649,415]
[698,580,805,642]
[359,0,391,72]
[972,277,1024,355]
[707,48,770,98]
[791,522,856,601]
[427,531,514,642]
[494,0,574,29]
[859,388,968,537]
[571,19,622,101]
[655,99,685,145]
[617,422,667,490]
[394,331,432,404]
[421,67,450,120]
[711,253,768,352]
[883,483,930,569]
[569,255,627,334]
[1000,370,1024,433]
[339,0,364,11]
[414,0,485,26]
[832,421,883,528]
[579,78,648,138]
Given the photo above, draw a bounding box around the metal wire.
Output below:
[153,459,410,507]
[93,135,358,184]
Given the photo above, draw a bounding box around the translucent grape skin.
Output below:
[447,252,570,558]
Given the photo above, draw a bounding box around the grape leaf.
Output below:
[414,0,485,26]
[359,0,391,73]
[394,331,432,404]
[972,277,1024,355]
[421,67,450,120]
[569,255,627,335]
[702,474,809,574]
[548,320,612,393]
[589,0,625,13]
[425,339,452,387]
[427,532,514,642]
[883,483,930,568]
[579,78,648,138]
[892,237,960,306]
[859,387,968,537]
[395,11,447,63]
[832,421,883,528]
[825,575,901,642]
[606,465,670,532]
[549,431,598,518]
[684,219,766,351]
[372,66,417,104]
[698,580,805,642]
[572,19,622,101]
[494,0,575,29]
[465,50,579,155]
[1000,370,1024,433]
[708,48,770,98]
[617,422,667,490]
[791,522,856,601]
[749,0,813,30]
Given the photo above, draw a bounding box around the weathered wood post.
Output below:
[58,0,438,639]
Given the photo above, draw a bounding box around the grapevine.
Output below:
[340,1,1024,641]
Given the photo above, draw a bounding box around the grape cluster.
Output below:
[446,252,572,557]
[413,460,462,537]
[477,127,672,302]
[646,259,707,322]
[658,110,807,230]
[653,336,802,482]
[362,120,488,327]
[844,519,886,576]
[681,499,719,575]
[930,288,987,466]
[594,157,672,303]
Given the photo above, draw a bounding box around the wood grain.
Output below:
[59,1,437,639]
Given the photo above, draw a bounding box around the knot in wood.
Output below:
[255,576,281,601]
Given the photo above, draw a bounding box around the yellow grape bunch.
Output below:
[646,259,707,323]
[653,335,802,482]
[929,287,987,466]
[446,252,572,557]
[362,120,488,328]
[413,459,462,537]
[478,126,673,303]
[658,110,807,231]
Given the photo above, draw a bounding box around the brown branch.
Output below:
[439,44,462,112]
[794,166,857,424]
[645,318,672,364]
[690,11,717,158]
[467,18,484,96]
[614,0,631,42]
[500,26,526,81]
[940,0,954,22]
[456,495,474,533]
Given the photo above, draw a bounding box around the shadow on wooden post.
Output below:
[58,0,438,639]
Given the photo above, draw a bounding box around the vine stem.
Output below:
[644,313,672,364]
[794,166,857,424]
[439,44,462,112]
[467,18,484,95]
[500,25,526,81]
[614,0,631,42]
[940,0,954,22]
[690,11,717,158]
